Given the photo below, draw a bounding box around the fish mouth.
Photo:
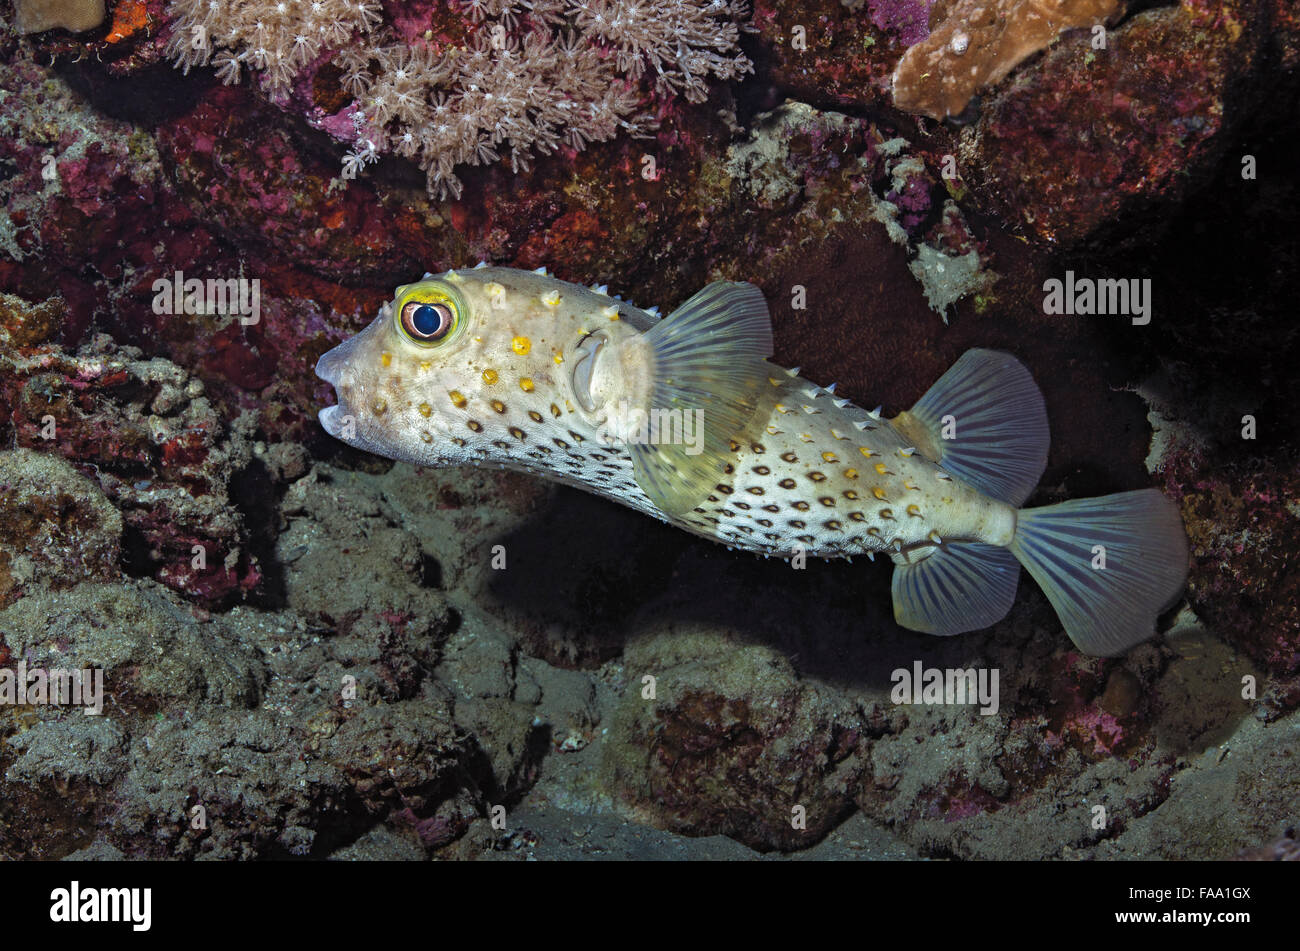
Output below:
[318,402,347,438]
[316,341,346,387]
[316,344,352,439]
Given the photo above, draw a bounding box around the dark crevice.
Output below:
[229,457,287,610]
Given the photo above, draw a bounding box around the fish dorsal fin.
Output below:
[892,349,1048,505]
[628,282,773,517]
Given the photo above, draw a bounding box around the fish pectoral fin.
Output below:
[891,542,1020,636]
[630,282,774,517]
[893,348,1049,506]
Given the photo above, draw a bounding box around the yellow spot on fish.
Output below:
[601,305,619,320]
[822,451,838,463]
[372,398,387,415]
[540,289,562,308]
[553,350,564,364]
[880,508,895,520]
[419,360,432,372]
[380,351,392,367]
[550,404,561,417]
[486,282,507,308]
[776,403,790,414]
[445,269,462,283]
[906,504,923,517]
[483,369,499,384]
[905,479,920,491]
[859,447,875,458]
[519,377,535,392]
[799,433,814,442]
[874,462,889,475]
[449,390,467,409]
[513,336,531,354]
[490,399,507,414]
[872,487,888,500]
[418,402,432,417]
[420,431,432,443]
[769,377,783,387]
[844,468,859,479]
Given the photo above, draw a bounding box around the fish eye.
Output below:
[393,281,465,346]
[401,300,453,341]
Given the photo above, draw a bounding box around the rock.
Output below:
[0,448,122,607]
[959,1,1267,248]
[276,464,452,627]
[13,0,107,35]
[0,581,264,709]
[603,625,871,851]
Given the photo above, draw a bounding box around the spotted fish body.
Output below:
[318,266,1189,656]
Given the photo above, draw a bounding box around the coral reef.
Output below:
[13,0,106,35]
[164,0,753,197]
[0,449,122,608]
[891,0,1121,120]
[604,624,872,850]
[0,297,262,606]
[0,0,1296,863]
[956,1,1267,246]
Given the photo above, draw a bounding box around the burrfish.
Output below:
[316,265,1189,655]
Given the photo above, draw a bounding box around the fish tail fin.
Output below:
[1008,489,1189,655]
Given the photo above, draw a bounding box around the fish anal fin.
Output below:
[891,542,1020,636]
